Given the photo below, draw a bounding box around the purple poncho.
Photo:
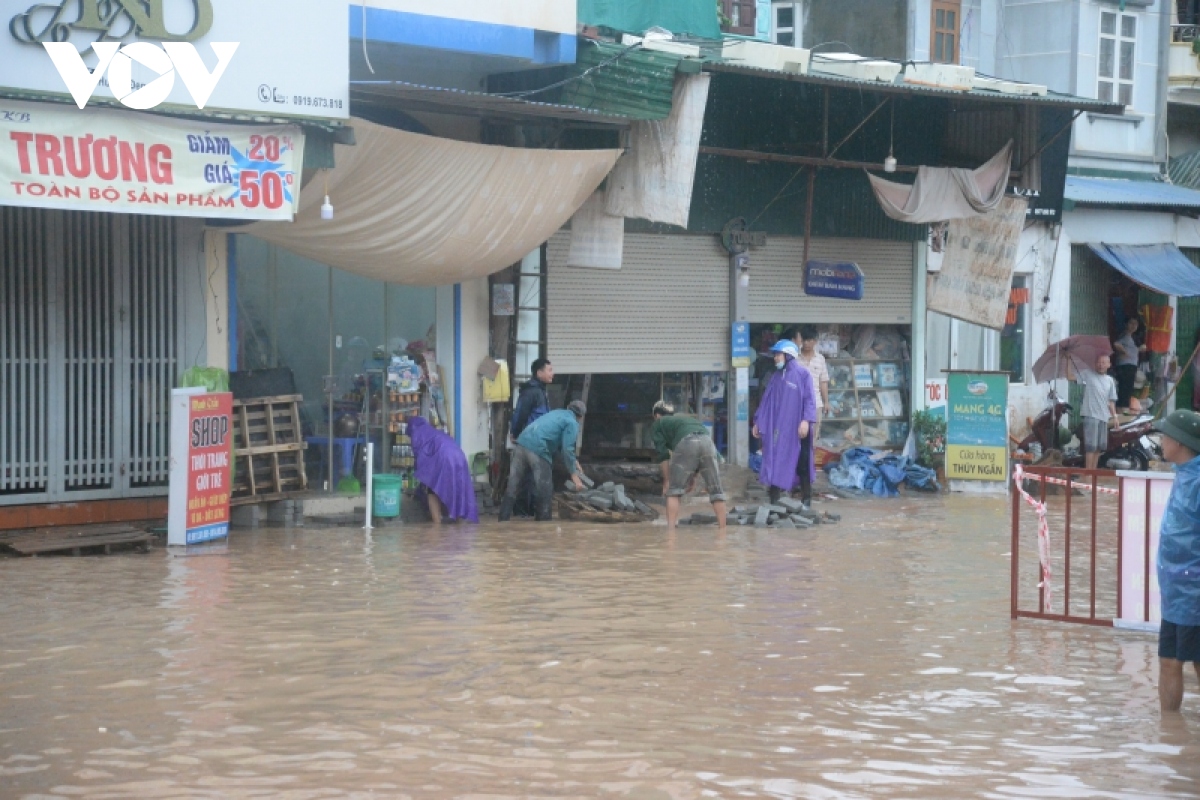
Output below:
[754,356,817,491]
[409,417,479,522]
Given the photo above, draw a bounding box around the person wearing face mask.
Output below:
[752,340,818,508]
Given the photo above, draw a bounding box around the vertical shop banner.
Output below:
[0,99,304,219]
[927,196,1028,330]
[168,388,233,546]
[731,322,752,368]
[945,372,1008,481]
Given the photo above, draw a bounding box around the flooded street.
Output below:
[2,494,1198,799]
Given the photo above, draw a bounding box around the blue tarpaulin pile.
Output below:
[826,447,941,497]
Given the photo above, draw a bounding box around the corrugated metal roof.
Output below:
[557,40,684,120]
[1064,176,1200,208]
[350,81,631,127]
[704,61,1123,113]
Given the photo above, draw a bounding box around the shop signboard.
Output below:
[168,387,233,547]
[804,260,864,301]
[925,379,947,420]
[731,322,752,368]
[945,371,1008,482]
[2,0,348,120]
[0,99,304,219]
[927,196,1027,330]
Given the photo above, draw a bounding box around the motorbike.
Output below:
[1017,395,1160,471]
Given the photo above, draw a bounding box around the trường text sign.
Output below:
[945,372,1008,481]
[168,388,232,546]
[0,99,304,219]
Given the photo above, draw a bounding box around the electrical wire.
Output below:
[490,40,645,98]
[361,2,375,75]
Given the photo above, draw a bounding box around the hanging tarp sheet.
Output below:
[568,191,624,269]
[868,141,1012,224]
[242,118,621,286]
[577,0,721,38]
[1088,243,1200,298]
[604,73,710,228]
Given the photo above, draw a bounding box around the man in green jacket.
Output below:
[650,401,726,530]
[499,400,588,522]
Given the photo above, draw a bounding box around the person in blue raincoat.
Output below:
[752,340,817,507]
[1151,409,1200,713]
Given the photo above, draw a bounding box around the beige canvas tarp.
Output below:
[868,141,1012,224]
[243,118,621,286]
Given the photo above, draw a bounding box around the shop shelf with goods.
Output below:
[362,368,426,484]
[820,358,909,451]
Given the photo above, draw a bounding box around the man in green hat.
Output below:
[1151,409,1200,713]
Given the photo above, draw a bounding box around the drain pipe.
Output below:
[363,441,374,530]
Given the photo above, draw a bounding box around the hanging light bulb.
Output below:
[883,99,897,173]
[320,172,334,220]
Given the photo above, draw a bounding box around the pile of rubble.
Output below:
[558,478,658,522]
[682,497,840,528]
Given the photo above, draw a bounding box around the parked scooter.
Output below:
[1017,394,1159,471]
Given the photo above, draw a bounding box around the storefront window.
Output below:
[234,235,436,435]
[1001,276,1029,385]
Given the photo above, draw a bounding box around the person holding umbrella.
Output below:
[1032,336,1118,470]
[753,340,817,507]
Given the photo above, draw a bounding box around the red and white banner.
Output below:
[0,99,304,219]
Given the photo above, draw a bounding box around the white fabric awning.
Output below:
[242,118,622,285]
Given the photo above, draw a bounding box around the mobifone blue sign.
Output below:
[804,261,864,301]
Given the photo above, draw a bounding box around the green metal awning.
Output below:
[558,40,693,120]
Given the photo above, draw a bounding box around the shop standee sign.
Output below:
[805,261,864,300]
[0,99,304,219]
[945,371,1008,482]
[731,322,752,368]
[168,388,233,547]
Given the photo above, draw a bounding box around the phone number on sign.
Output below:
[294,95,344,109]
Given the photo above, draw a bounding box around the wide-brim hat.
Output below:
[1153,409,1200,454]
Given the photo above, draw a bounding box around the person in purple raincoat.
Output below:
[752,340,817,508]
[409,416,479,523]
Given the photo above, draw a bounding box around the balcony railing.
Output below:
[1173,23,1200,43]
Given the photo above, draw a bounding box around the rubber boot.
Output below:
[768,486,781,505]
[498,494,515,522]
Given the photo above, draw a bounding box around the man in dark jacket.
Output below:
[510,359,553,441]
[508,359,553,516]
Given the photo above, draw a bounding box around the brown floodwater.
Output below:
[2,494,1198,799]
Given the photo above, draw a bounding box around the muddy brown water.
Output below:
[2,494,1198,798]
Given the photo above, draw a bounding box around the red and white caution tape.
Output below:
[1013,464,1053,613]
[1018,472,1119,495]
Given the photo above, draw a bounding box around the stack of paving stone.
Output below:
[557,478,658,523]
[684,496,840,528]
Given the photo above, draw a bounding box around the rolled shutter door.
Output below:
[547,232,729,374]
[747,237,913,324]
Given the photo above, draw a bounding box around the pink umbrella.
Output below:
[1031,336,1114,384]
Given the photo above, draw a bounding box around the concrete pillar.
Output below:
[202,230,230,371]
[730,252,750,467]
[911,242,927,412]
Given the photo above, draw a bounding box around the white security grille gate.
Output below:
[547,232,730,374]
[748,237,914,324]
[1,208,177,505]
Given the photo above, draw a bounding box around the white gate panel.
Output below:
[547,232,729,374]
[748,237,914,324]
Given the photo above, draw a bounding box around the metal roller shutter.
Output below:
[547,232,729,374]
[748,237,914,324]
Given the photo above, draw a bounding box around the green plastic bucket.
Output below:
[372,474,402,518]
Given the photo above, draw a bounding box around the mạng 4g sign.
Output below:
[12,0,235,110]
[3,0,349,120]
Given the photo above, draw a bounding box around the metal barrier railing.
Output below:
[1173,23,1200,43]
[1011,465,1171,629]
[1011,465,1118,627]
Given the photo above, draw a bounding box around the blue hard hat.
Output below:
[770,340,800,358]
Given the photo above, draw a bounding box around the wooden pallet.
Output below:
[1,524,155,556]
[232,394,308,502]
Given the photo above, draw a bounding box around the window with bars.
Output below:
[720,0,757,36]
[931,0,960,64]
[771,2,803,46]
[1099,9,1136,106]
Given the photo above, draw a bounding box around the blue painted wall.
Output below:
[350,6,576,64]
